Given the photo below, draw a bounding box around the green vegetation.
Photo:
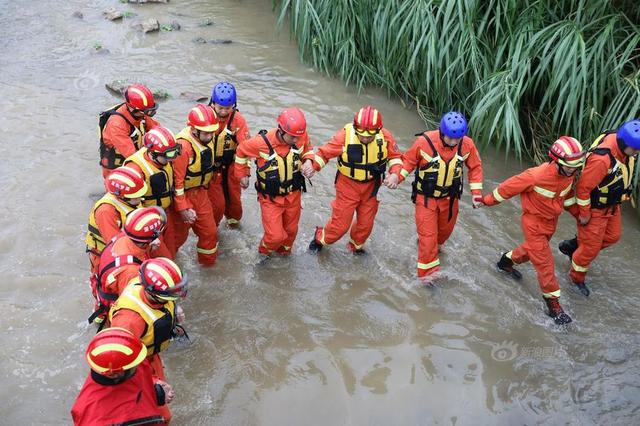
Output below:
[274,0,639,164]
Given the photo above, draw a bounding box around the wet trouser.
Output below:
[171,187,219,266]
[415,195,459,277]
[508,213,560,298]
[570,206,621,283]
[314,173,379,252]
[258,191,302,255]
[149,353,171,423]
[209,168,243,226]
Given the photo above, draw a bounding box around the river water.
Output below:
[1,0,639,424]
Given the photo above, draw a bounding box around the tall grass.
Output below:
[274,0,640,208]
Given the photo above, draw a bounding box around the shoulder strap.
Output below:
[421,133,439,158]
[258,130,275,155]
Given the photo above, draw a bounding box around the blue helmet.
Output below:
[617,119,640,150]
[210,82,237,107]
[440,111,468,139]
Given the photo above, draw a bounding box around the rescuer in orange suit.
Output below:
[85,166,147,323]
[99,84,160,179]
[558,119,640,297]
[109,257,188,423]
[124,126,179,259]
[389,112,483,279]
[483,136,586,324]
[89,206,168,326]
[171,104,221,266]
[233,107,315,256]
[207,82,251,228]
[71,328,172,426]
[306,106,403,254]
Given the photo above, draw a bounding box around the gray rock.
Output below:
[199,18,213,27]
[133,18,160,33]
[192,38,233,45]
[161,21,181,31]
[103,8,124,21]
[72,11,83,19]
[192,37,207,44]
[180,92,209,102]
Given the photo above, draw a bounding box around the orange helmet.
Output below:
[86,327,147,375]
[106,166,148,199]
[143,127,180,158]
[354,106,382,134]
[549,136,585,167]
[277,107,307,136]
[124,206,166,243]
[124,84,157,114]
[140,257,188,301]
[187,104,219,132]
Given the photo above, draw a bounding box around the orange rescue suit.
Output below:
[312,125,403,251]
[483,162,577,298]
[208,109,251,226]
[234,128,314,254]
[398,131,483,277]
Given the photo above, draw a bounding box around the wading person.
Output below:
[307,106,403,254]
[99,84,160,179]
[71,327,171,426]
[390,112,483,280]
[208,82,251,228]
[558,119,639,296]
[234,107,315,256]
[171,104,220,266]
[483,137,586,324]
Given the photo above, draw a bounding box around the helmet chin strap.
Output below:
[557,162,571,176]
[617,136,628,153]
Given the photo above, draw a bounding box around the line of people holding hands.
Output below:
[71,82,639,424]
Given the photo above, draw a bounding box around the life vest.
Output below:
[412,132,466,201]
[124,149,174,209]
[110,280,176,357]
[213,109,238,168]
[85,193,137,255]
[98,103,146,169]
[175,128,216,190]
[97,240,144,306]
[255,130,306,197]
[587,132,636,209]
[337,123,388,182]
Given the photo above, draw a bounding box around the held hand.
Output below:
[384,173,399,189]
[240,176,250,189]
[301,160,315,179]
[149,238,161,252]
[157,380,175,404]
[176,305,185,324]
[180,209,197,224]
[472,194,484,209]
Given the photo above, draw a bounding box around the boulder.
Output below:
[180,92,210,103]
[199,18,213,27]
[103,8,124,21]
[133,18,160,33]
[105,80,170,101]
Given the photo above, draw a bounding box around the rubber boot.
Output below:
[558,237,578,259]
[308,238,323,253]
[572,280,590,297]
[497,252,522,280]
[544,297,572,324]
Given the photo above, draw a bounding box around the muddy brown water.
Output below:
[1,0,639,424]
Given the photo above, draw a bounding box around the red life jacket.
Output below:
[71,359,166,426]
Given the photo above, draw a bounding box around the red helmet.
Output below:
[140,257,188,301]
[143,127,180,158]
[277,107,307,136]
[106,166,148,199]
[549,136,585,167]
[354,106,382,133]
[124,84,157,113]
[86,327,147,375]
[187,104,219,132]
[124,206,166,243]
